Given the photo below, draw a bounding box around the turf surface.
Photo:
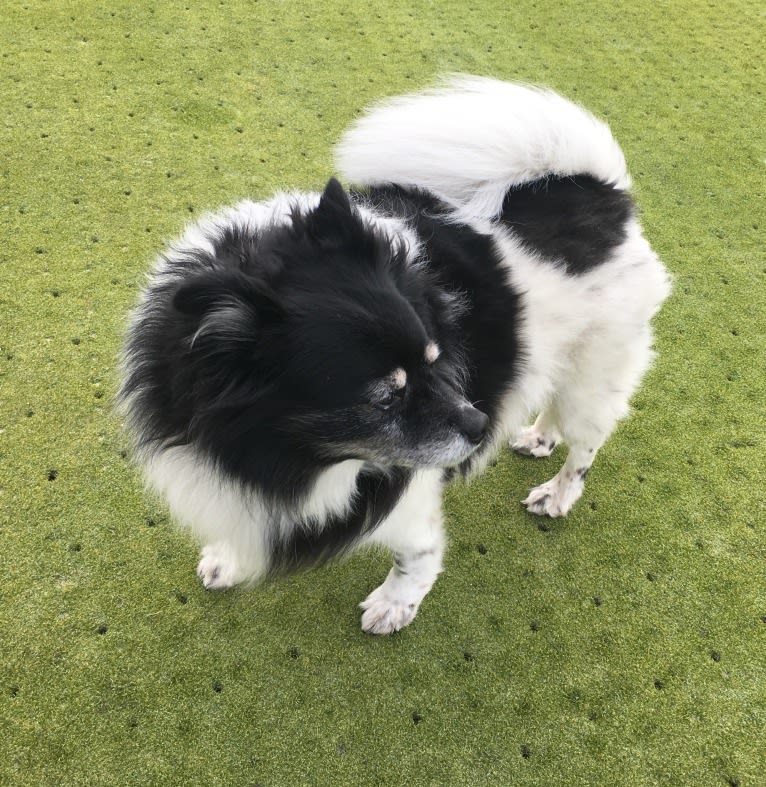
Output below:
[1,1,764,784]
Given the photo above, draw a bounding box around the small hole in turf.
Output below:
[97,624,108,635]
[213,681,222,693]
[654,679,664,690]
[530,620,539,632]
[289,646,300,659]
[463,651,474,662]
[477,544,487,554]
[47,469,58,481]
[593,596,602,607]
[520,744,531,759]
[412,712,422,725]
[711,651,721,662]
[9,686,19,697]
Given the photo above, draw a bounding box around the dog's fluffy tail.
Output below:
[335,74,631,219]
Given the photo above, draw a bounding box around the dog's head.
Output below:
[172,179,488,473]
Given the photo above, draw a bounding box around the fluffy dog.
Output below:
[119,76,670,633]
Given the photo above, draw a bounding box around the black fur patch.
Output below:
[501,175,635,274]
[269,466,412,573]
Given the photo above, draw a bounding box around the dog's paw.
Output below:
[359,585,418,635]
[522,472,583,518]
[511,425,559,458]
[196,545,241,590]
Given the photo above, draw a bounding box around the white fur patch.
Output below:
[425,341,440,363]
[391,368,407,389]
[144,447,270,585]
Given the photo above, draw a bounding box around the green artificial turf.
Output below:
[1,1,764,784]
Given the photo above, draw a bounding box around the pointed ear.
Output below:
[309,177,353,238]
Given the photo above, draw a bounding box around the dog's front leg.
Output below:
[360,469,445,634]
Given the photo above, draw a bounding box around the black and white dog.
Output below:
[119,76,670,633]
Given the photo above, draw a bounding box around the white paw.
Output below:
[196,545,241,590]
[359,585,419,635]
[522,472,583,518]
[511,425,559,458]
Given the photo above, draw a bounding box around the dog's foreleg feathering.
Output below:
[360,469,446,634]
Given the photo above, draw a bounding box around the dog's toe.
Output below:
[522,472,583,518]
[196,545,241,590]
[359,586,418,635]
[512,427,558,458]
[523,487,564,517]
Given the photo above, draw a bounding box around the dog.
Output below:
[119,76,670,634]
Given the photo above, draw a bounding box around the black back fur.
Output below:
[501,175,634,273]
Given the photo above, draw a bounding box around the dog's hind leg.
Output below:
[360,469,445,634]
[522,325,655,518]
[511,406,562,458]
[522,436,603,518]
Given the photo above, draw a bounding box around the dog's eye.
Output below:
[375,388,403,411]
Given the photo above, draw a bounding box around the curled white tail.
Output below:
[335,75,631,219]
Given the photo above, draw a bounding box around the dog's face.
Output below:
[173,179,488,470]
[283,290,489,469]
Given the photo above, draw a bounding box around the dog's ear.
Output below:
[173,276,220,316]
[173,271,283,332]
[173,273,285,359]
[309,177,353,239]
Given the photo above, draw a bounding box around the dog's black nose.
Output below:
[459,406,489,445]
